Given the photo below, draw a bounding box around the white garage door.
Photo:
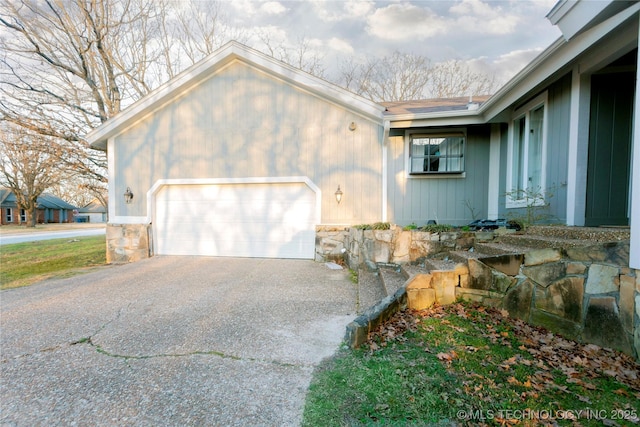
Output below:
[154,182,317,259]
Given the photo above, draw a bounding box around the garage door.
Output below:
[154,182,317,259]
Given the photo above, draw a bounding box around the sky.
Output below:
[222,0,563,87]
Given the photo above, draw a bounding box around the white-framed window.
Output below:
[506,92,548,208]
[407,129,466,176]
[20,209,26,222]
[5,208,12,223]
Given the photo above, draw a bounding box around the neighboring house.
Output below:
[76,199,108,223]
[0,188,77,225]
[87,0,639,272]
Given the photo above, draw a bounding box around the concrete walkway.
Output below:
[0,257,358,426]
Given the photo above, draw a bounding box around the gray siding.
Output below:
[498,73,571,223]
[113,61,383,224]
[387,125,491,226]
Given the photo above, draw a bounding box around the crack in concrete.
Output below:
[74,337,307,368]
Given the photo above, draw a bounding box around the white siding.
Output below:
[113,61,383,225]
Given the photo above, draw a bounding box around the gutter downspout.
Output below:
[382,119,390,222]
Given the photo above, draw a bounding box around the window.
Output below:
[507,93,547,207]
[409,132,465,174]
[5,208,12,223]
[20,209,26,223]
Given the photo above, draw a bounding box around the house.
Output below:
[87,1,639,273]
[0,188,77,225]
[76,199,108,223]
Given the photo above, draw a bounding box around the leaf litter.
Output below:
[365,301,640,423]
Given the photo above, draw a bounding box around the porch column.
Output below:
[487,123,500,220]
[629,14,640,269]
[566,64,590,226]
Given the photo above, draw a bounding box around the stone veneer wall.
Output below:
[106,224,152,263]
[317,225,638,361]
[458,243,638,360]
[315,225,472,268]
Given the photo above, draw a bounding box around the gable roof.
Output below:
[78,198,107,213]
[0,188,76,210]
[87,41,385,151]
[384,0,639,128]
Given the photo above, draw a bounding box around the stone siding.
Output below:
[106,224,152,263]
[455,242,638,361]
[315,225,469,269]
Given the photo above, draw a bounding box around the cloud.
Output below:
[366,3,447,41]
[311,0,375,22]
[491,47,546,82]
[366,0,523,42]
[327,37,354,55]
[449,0,519,35]
[260,2,287,15]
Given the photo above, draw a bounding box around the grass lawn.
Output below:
[303,302,640,426]
[0,235,107,289]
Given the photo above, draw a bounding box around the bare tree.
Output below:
[427,59,499,98]
[0,125,62,227]
[0,0,236,189]
[256,33,327,78]
[338,52,498,102]
[49,178,107,210]
[338,51,432,102]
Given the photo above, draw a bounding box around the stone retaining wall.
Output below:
[406,242,639,361]
[315,225,471,269]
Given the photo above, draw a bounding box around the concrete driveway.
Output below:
[0,257,358,426]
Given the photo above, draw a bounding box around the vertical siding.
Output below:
[546,73,571,223]
[497,73,571,223]
[386,125,491,226]
[114,61,383,224]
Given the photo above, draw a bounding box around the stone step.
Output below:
[356,268,388,315]
[497,234,595,250]
[474,241,534,256]
[424,258,459,271]
[448,249,484,264]
[526,225,630,242]
[402,264,430,278]
[378,266,409,296]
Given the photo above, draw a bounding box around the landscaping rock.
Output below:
[565,241,629,265]
[524,248,562,266]
[407,287,436,310]
[566,262,587,275]
[522,262,566,287]
[585,264,619,294]
[583,297,633,356]
[482,254,523,276]
[531,309,581,341]
[503,279,534,321]
[534,277,584,323]
[466,258,493,291]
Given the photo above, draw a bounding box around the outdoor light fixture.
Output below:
[349,121,357,131]
[124,187,134,204]
[335,185,343,204]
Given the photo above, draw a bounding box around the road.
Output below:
[0,227,105,245]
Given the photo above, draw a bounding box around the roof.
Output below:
[386,1,639,128]
[0,188,76,210]
[382,96,491,116]
[87,41,385,151]
[78,199,107,213]
[38,193,76,210]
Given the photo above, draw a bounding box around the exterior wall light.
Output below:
[335,185,343,204]
[124,187,134,204]
[349,121,357,131]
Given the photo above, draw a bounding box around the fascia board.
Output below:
[388,110,485,129]
[87,41,383,151]
[482,2,639,122]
